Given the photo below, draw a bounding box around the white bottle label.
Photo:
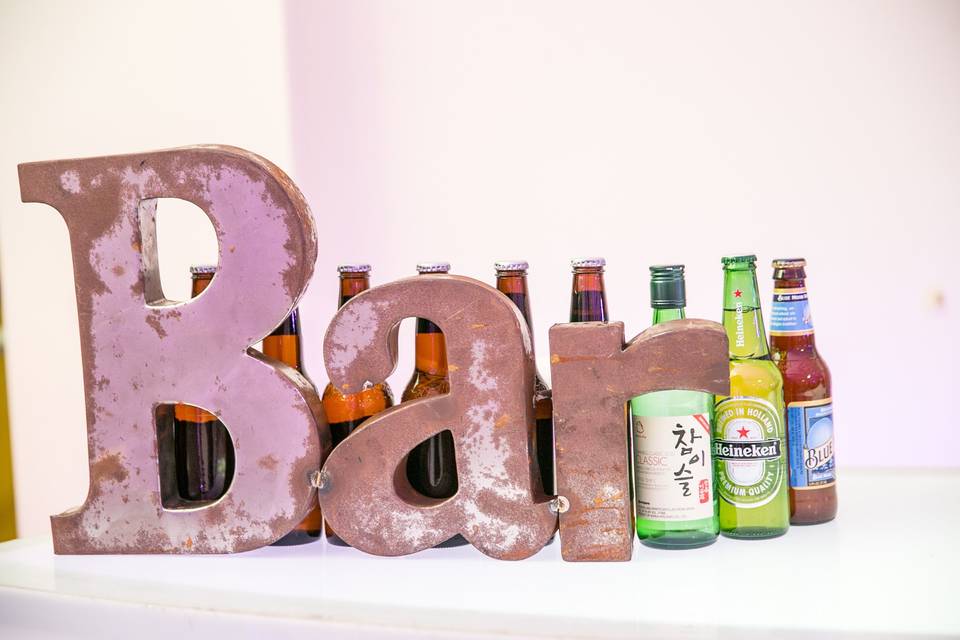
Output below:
[633,414,714,522]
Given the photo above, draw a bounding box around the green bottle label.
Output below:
[714,397,784,508]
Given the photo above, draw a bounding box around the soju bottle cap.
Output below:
[571,257,605,269]
[649,265,686,308]
[721,254,757,269]
[337,263,371,273]
[494,260,529,272]
[189,264,217,276]
[416,262,451,274]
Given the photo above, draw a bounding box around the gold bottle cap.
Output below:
[772,258,806,268]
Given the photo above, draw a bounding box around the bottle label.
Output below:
[787,398,835,488]
[714,397,785,508]
[770,287,813,335]
[632,414,714,522]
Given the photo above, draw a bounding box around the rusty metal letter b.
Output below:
[18,145,327,554]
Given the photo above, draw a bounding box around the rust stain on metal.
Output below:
[320,275,556,560]
[18,145,328,554]
[549,319,728,562]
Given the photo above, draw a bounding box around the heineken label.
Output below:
[787,398,835,488]
[633,414,714,522]
[770,287,813,335]
[714,397,785,508]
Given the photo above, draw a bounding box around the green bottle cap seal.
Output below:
[721,254,757,270]
[649,264,685,308]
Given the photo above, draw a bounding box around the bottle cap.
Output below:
[571,257,606,269]
[721,254,757,270]
[649,265,686,308]
[189,264,217,275]
[772,258,806,269]
[338,263,371,273]
[416,262,451,274]
[494,260,529,272]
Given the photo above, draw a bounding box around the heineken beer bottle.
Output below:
[631,266,718,548]
[769,258,837,525]
[715,255,789,539]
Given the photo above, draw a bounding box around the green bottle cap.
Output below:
[649,264,685,308]
[721,254,757,270]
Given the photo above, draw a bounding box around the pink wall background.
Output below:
[285,1,960,468]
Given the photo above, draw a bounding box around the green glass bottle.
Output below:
[715,255,790,539]
[631,266,719,549]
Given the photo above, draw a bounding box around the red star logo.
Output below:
[737,427,750,438]
[734,289,743,298]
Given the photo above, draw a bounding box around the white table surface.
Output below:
[0,469,957,639]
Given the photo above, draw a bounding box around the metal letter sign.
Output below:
[320,275,557,560]
[18,146,328,554]
[549,320,729,561]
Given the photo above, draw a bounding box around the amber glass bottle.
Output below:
[569,258,609,323]
[174,265,234,502]
[322,264,394,538]
[770,258,837,525]
[403,262,458,500]
[495,260,554,495]
[263,304,323,546]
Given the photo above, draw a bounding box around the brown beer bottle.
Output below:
[403,262,458,500]
[174,265,235,502]
[569,257,609,322]
[263,303,323,545]
[321,264,395,538]
[769,258,837,525]
[495,260,554,495]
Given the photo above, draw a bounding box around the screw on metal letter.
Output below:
[549,320,729,561]
[320,275,557,560]
[18,145,328,554]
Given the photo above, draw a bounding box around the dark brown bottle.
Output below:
[403,262,458,500]
[263,303,323,545]
[569,257,609,323]
[770,258,837,525]
[321,264,394,538]
[174,265,234,502]
[495,260,554,495]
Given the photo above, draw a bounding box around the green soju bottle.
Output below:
[715,255,790,539]
[631,266,718,549]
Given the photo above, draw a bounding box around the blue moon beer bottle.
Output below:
[769,258,837,525]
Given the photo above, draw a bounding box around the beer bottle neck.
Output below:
[771,271,817,349]
[190,274,213,298]
[570,269,608,322]
[339,273,370,308]
[263,309,303,371]
[722,268,769,359]
[652,306,685,325]
[414,319,448,376]
[496,270,535,343]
